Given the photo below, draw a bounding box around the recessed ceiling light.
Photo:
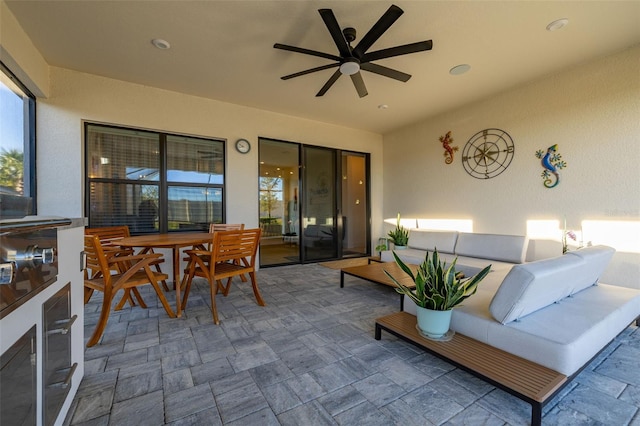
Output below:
[449,64,471,75]
[151,38,171,49]
[546,18,568,31]
[378,104,389,110]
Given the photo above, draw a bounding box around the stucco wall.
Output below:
[0,0,48,97]
[35,67,383,230]
[382,45,640,288]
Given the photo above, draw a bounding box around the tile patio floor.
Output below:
[67,263,640,425]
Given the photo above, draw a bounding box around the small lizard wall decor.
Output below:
[439,131,458,164]
[535,144,567,188]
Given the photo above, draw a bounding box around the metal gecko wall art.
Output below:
[535,144,567,188]
[439,131,458,164]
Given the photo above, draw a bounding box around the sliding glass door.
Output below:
[302,146,337,261]
[341,151,368,257]
[259,140,300,266]
[259,138,370,266]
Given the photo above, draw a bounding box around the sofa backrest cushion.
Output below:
[455,233,528,264]
[489,245,615,324]
[564,245,616,293]
[408,229,458,254]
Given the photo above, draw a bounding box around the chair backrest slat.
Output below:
[209,223,244,233]
[84,234,111,279]
[85,226,131,248]
[211,228,260,265]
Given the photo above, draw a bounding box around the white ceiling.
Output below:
[6,1,640,134]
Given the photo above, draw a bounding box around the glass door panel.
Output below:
[341,152,368,256]
[302,146,337,261]
[259,139,300,266]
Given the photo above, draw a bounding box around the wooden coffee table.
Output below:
[340,261,418,309]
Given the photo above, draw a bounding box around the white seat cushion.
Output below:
[453,282,640,375]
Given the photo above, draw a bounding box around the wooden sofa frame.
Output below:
[375,311,635,426]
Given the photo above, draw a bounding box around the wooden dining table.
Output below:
[118,232,213,317]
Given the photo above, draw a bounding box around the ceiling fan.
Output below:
[274,4,433,98]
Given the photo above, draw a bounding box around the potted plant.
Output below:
[385,249,491,339]
[376,238,387,256]
[387,213,409,249]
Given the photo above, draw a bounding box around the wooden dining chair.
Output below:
[182,228,263,324]
[210,223,248,286]
[83,234,176,346]
[85,226,169,296]
[180,223,247,291]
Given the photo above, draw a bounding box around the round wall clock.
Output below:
[461,128,514,179]
[235,138,251,154]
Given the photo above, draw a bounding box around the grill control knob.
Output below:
[5,245,56,267]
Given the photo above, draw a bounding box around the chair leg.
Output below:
[154,264,170,291]
[87,291,113,347]
[148,278,176,318]
[84,287,94,304]
[114,289,132,310]
[115,288,147,310]
[249,271,265,306]
[208,278,220,325]
[181,260,196,311]
[131,288,147,308]
[217,278,231,296]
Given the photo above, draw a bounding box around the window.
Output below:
[85,123,224,233]
[0,62,36,215]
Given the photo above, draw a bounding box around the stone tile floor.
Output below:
[67,263,640,425]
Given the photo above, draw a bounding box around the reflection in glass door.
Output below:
[259,139,300,266]
[301,146,337,261]
[341,152,368,257]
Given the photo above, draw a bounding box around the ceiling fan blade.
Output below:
[350,72,368,98]
[316,69,342,97]
[360,62,411,82]
[352,4,404,58]
[274,43,341,61]
[281,63,339,80]
[362,40,433,63]
[318,9,351,58]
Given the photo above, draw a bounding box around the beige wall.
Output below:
[382,45,640,288]
[36,67,383,230]
[1,0,383,232]
[0,1,48,97]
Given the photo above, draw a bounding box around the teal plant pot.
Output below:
[416,306,452,338]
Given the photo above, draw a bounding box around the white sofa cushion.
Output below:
[455,233,528,264]
[452,281,640,375]
[564,245,616,294]
[380,248,426,265]
[407,229,458,254]
[489,246,616,324]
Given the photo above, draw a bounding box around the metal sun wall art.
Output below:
[439,131,458,164]
[535,144,567,188]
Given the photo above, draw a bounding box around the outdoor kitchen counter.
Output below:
[0,216,86,425]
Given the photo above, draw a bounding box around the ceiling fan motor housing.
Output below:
[343,27,357,44]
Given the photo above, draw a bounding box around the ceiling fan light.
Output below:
[340,60,360,75]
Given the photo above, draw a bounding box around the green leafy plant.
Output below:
[384,249,491,311]
[387,213,409,246]
[375,243,388,253]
